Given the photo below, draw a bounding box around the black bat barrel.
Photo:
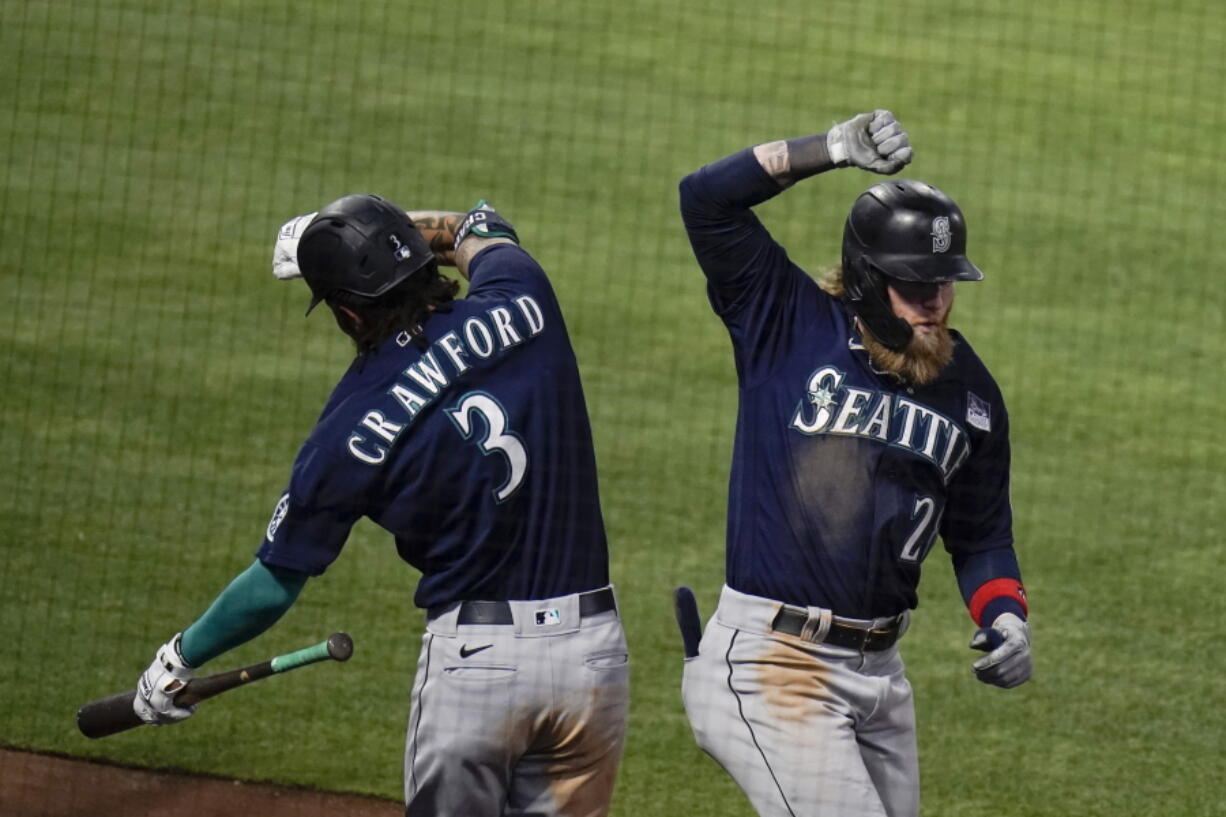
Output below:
[76,690,143,739]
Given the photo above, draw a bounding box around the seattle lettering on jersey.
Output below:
[347,295,546,465]
[790,365,971,481]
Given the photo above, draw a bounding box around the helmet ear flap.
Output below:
[843,254,866,301]
[842,257,913,352]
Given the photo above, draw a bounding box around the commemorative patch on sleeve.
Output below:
[966,392,992,432]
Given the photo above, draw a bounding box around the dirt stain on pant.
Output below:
[755,636,839,726]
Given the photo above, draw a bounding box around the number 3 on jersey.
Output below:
[446,391,529,502]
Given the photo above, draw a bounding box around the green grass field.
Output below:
[2,0,1224,814]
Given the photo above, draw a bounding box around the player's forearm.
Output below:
[406,211,464,268]
[752,133,836,188]
[179,559,308,666]
[406,210,516,280]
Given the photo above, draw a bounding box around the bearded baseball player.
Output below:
[674,109,1031,817]
[133,196,629,816]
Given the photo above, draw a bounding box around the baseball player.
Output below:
[133,195,629,817]
[674,109,1032,817]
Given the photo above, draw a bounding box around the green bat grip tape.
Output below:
[272,642,330,672]
[271,632,352,672]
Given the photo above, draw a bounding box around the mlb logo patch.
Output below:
[534,608,561,627]
[966,392,992,432]
[388,232,412,261]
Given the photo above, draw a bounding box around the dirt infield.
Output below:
[0,748,401,817]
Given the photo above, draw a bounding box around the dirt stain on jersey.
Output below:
[787,435,875,554]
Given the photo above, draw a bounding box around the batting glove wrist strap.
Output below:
[134,633,197,725]
[453,201,519,252]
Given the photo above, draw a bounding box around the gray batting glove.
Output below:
[970,612,1032,689]
[271,211,317,280]
[826,109,913,174]
[133,633,197,725]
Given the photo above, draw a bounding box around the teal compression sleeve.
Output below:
[179,560,309,667]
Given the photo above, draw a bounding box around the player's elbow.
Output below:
[678,170,715,230]
[678,170,702,210]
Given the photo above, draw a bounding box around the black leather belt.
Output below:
[429,587,617,625]
[770,606,904,652]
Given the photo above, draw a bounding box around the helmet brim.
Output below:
[871,253,984,284]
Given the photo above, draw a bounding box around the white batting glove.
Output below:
[133,633,197,725]
[970,613,1032,689]
[271,212,317,280]
[826,109,913,174]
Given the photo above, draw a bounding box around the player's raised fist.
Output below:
[827,109,912,175]
[271,211,317,280]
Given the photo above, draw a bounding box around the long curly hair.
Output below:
[326,263,461,356]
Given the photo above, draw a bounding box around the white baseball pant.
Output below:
[405,586,629,817]
[682,585,918,817]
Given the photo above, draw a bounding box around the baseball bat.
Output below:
[76,632,353,739]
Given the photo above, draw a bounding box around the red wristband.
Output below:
[968,578,1028,626]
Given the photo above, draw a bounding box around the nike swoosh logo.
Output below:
[459,643,493,659]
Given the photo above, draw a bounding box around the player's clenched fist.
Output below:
[826,108,912,174]
[271,212,316,280]
[133,633,196,725]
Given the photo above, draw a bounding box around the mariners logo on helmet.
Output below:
[931,216,952,253]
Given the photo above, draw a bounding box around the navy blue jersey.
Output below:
[681,149,1015,618]
[258,244,609,609]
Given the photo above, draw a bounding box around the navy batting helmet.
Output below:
[296,194,434,315]
[841,179,983,351]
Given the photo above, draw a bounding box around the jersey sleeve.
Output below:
[952,545,1029,625]
[940,396,1013,553]
[678,147,824,384]
[256,441,371,576]
[940,389,1028,624]
[466,243,556,305]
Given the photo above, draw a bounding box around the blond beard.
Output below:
[859,319,954,386]
[817,266,956,385]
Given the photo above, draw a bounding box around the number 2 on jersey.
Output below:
[899,494,941,563]
[446,391,528,502]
